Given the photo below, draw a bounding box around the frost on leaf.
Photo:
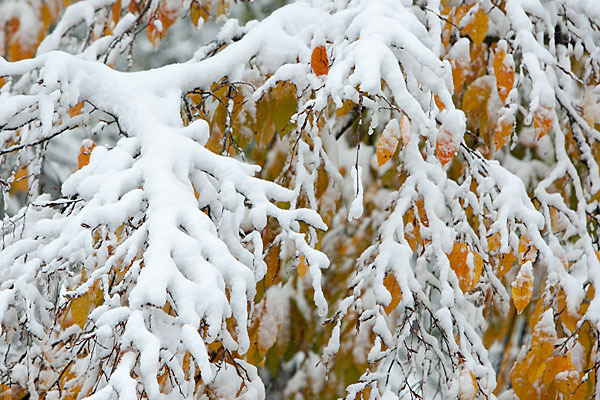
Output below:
[533,106,553,140]
[460,7,488,46]
[436,128,458,166]
[511,262,533,314]
[458,368,477,400]
[376,118,400,166]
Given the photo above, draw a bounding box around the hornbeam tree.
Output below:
[0,0,599,399]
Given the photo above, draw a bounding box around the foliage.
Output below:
[0,0,599,399]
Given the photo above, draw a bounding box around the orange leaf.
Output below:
[461,8,488,45]
[383,274,402,315]
[146,18,161,50]
[436,128,458,166]
[494,115,514,151]
[518,236,537,263]
[493,48,515,103]
[69,101,84,118]
[400,113,411,146]
[376,119,400,166]
[533,106,553,140]
[0,77,5,90]
[129,0,144,14]
[311,46,329,76]
[434,94,446,111]
[77,140,96,170]
[511,263,533,314]
[110,0,122,28]
[449,243,469,292]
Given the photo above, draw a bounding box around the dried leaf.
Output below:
[436,128,458,166]
[376,119,400,166]
[493,49,514,103]
[383,274,402,315]
[311,46,329,76]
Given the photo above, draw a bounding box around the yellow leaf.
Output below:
[9,166,28,195]
[216,0,231,19]
[311,45,329,76]
[462,81,490,114]
[458,368,477,400]
[376,119,400,166]
[190,0,212,28]
[70,293,92,330]
[297,256,308,279]
[557,289,580,332]
[383,273,402,315]
[400,113,411,146]
[461,8,488,45]
[511,359,538,399]
[511,263,533,314]
[518,236,537,263]
[493,48,515,103]
[436,128,458,166]
[533,106,553,140]
[336,99,355,117]
[543,355,578,391]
